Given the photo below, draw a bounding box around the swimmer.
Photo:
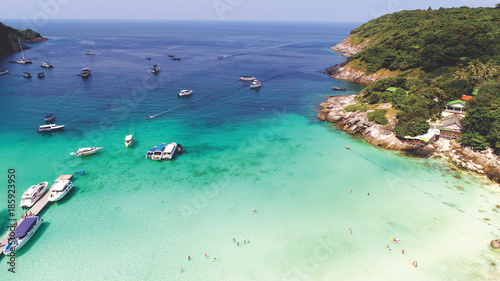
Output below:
[188,256,190,260]
[180,267,184,271]
[205,253,208,257]
[211,258,216,262]
[237,242,240,246]
[402,250,405,254]
[349,190,352,193]
[254,209,257,212]
[367,193,370,196]
[386,245,389,248]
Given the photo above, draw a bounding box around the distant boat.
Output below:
[75,147,103,156]
[80,68,91,78]
[172,57,181,61]
[146,57,151,60]
[38,124,65,133]
[11,38,33,64]
[3,217,43,255]
[125,135,134,147]
[345,145,350,149]
[332,87,347,91]
[218,55,224,59]
[85,43,94,55]
[239,76,256,81]
[391,237,400,243]
[168,55,175,57]
[48,180,74,202]
[37,71,45,78]
[40,61,54,68]
[178,90,193,97]
[20,181,48,208]
[23,72,32,78]
[44,113,55,122]
[152,64,160,74]
[145,115,153,119]
[250,80,261,89]
[0,69,9,75]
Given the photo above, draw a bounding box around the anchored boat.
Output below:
[125,135,134,147]
[48,180,74,202]
[75,147,103,156]
[178,90,193,97]
[20,181,49,208]
[38,124,65,133]
[3,217,44,255]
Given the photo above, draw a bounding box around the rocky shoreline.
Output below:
[318,94,500,184]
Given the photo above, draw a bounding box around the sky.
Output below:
[0,0,498,23]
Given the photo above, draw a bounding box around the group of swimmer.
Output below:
[180,254,217,271]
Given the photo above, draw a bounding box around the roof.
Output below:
[154,144,165,152]
[147,147,155,152]
[386,87,398,92]
[405,129,440,142]
[446,100,466,106]
[165,143,177,153]
[52,180,70,191]
[14,217,38,238]
[125,135,133,141]
[461,95,473,101]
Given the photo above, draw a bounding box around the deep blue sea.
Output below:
[0,20,499,280]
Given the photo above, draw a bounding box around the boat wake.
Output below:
[70,152,76,155]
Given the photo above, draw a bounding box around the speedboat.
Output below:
[44,113,55,122]
[239,76,256,81]
[146,57,151,60]
[80,68,91,78]
[3,217,43,255]
[145,115,153,119]
[38,124,65,133]
[172,57,181,60]
[48,180,73,202]
[332,87,347,91]
[40,61,54,68]
[23,72,32,78]
[75,147,103,156]
[20,182,48,208]
[217,55,224,59]
[250,80,261,89]
[152,64,160,74]
[178,90,193,97]
[38,71,45,78]
[0,69,9,75]
[125,135,134,147]
[85,50,94,55]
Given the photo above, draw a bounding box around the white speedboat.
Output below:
[20,182,48,208]
[80,68,91,78]
[152,65,160,74]
[125,135,134,147]
[48,180,73,202]
[75,147,103,156]
[3,217,43,255]
[85,50,94,55]
[178,90,193,97]
[239,76,256,81]
[38,124,65,133]
[0,69,9,75]
[250,80,261,89]
[41,61,54,68]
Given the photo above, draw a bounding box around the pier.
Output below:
[0,175,73,255]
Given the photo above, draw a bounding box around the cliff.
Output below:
[330,35,369,57]
[0,22,47,56]
[325,62,398,85]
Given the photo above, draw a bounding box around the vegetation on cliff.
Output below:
[333,6,500,148]
[0,22,44,56]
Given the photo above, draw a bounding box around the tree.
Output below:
[459,132,488,150]
[394,114,430,138]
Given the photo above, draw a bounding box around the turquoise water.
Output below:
[1,20,500,280]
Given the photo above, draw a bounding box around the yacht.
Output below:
[178,90,193,97]
[239,76,256,81]
[11,58,33,64]
[250,80,261,89]
[37,124,65,133]
[0,69,9,75]
[23,72,32,78]
[44,113,55,122]
[48,180,74,202]
[85,50,94,55]
[20,182,48,208]
[3,217,44,255]
[38,71,45,78]
[152,64,160,74]
[125,135,134,147]
[41,61,54,68]
[80,68,91,78]
[164,142,180,160]
[75,147,103,156]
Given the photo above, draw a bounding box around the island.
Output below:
[319,6,500,183]
[0,22,47,56]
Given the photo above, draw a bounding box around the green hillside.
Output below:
[0,22,44,56]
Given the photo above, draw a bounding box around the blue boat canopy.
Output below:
[154,144,165,152]
[147,148,155,152]
[14,217,38,239]
[45,113,54,117]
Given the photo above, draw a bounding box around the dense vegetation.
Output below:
[0,22,42,56]
[342,6,500,149]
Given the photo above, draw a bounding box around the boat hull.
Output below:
[48,183,73,202]
[38,125,65,133]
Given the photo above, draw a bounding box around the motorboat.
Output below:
[146,57,151,60]
[44,113,55,122]
[85,50,94,55]
[145,115,153,119]
[152,64,160,74]
[178,90,193,97]
[125,135,134,147]
[168,55,175,57]
[11,58,33,64]
[146,143,183,160]
[217,55,224,59]
[332,87,347,91]
[172,57,181,60]
[3,217,43,255]
[0,69,9,75]
[38,71,45,78]
[20,182,48,208]
[80,68,91,78]
[40,61,54,68]
[75,147,103,156]
[37,124,65,133]
[23,72,32,78]
[250,80,261,89]
[239,76,256,81]
[48,180,74,202]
